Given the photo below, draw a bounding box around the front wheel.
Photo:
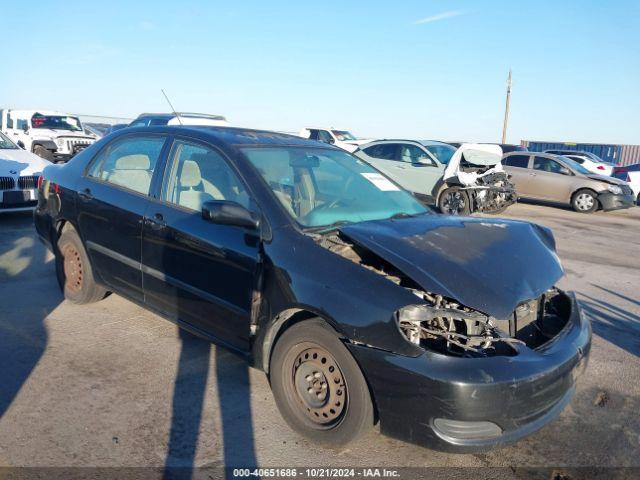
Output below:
[270,320,374,447]
[571,189,599,213]
[438,187,471,215]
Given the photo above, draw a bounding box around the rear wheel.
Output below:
[438,187,471,215]
[33,145,54,162]
[56,228,107,304]
[571,189,599,213]
[270,320,374,447]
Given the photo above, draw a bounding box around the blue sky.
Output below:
[2,1,639,144]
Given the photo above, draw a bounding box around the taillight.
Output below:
[37,176,43,189]
[597,165,605,170]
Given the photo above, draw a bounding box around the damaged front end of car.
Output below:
[397,288,571,357]
[312,215,591,451]
[441,144,517,214]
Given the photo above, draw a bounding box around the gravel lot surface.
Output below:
[0,203,638,478]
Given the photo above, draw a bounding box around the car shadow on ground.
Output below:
[0,212,61,420]
[163,327,258,479]
[578,286,640,358]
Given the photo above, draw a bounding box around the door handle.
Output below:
[147,213,166,230]
[78,188,93,201]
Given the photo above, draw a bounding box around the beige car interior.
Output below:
[103,154,153,194]
[171,151,249,212]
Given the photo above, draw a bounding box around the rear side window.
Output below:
[87,136,165,195]
[504,154,530,168]
[363,144,397,160]
[163,139,250,212]
[566,155,585,164]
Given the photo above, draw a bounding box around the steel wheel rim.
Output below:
[575,193,594,210]
[62,244,83,293]
[442,191,466,215]
[291,346,347,428]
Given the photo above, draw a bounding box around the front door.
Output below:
[77,134,168,301]
[528,156,574,202]
[141,137,260,351]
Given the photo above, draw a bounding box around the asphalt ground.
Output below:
[0,202,638,479]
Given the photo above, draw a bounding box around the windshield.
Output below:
[242,147,427,229]
[332,130,357,141]
[0,131,18,149]
[559,156,591,175]
[421,144,456,164]
[31,114,83,131]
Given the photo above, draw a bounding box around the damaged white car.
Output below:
[355,141,517,215]
[439,144,517,215]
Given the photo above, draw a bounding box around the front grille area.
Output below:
[0,177,16,191]
[18,176,39,190]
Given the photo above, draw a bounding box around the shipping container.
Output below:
[521,141,640,166]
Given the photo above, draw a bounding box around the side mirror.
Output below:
[17,141,25,149]
[327,137,335,144]
[559,167,571,175]
[202,200,260,230]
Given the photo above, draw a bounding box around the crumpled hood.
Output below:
[586,174,627,186]
[340,215,563,319]
[0,148,50,175]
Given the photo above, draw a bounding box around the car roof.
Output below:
[134,112,227,121]
[125,125,337,148]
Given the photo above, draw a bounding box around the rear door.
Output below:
[77,134,168,301]
[141,137,260,351]
[529,156,574,202]
[503,154,533,196]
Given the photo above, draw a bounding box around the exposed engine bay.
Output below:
[440,144,517,214]
[317,232,570,357]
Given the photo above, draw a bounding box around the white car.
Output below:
[299,127,371,152]
[544,150,615,176]
[0,132,50,213]
[0,109,97,162]
[612,164,640,204]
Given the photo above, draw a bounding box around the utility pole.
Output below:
[501,69,512,144]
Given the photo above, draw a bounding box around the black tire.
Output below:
[33,145,54,162]
[571,189,599,213]
[270,319,374,447]
[438,187,471,215]
[56,228,107,304]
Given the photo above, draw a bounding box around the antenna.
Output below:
[161,89,183,125]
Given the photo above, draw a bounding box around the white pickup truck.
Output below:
[0,109,97,162]
[299,127,371,152]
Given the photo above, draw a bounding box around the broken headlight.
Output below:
[396,296,524,357]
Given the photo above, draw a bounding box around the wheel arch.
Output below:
[260,308,343,375]
[571,187,600,208]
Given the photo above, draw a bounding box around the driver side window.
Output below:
[533,156,564,174]
[399,144,434,165]
[163,140,250,212]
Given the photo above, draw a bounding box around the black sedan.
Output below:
[34,126,591,452]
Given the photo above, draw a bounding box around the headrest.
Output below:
[115,154,150,170]
[180,160,202,188]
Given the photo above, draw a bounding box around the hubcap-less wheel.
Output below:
[291,346,346,428]
[442,191,466,215]
[62,243,83,294]
[575,193,595,211]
